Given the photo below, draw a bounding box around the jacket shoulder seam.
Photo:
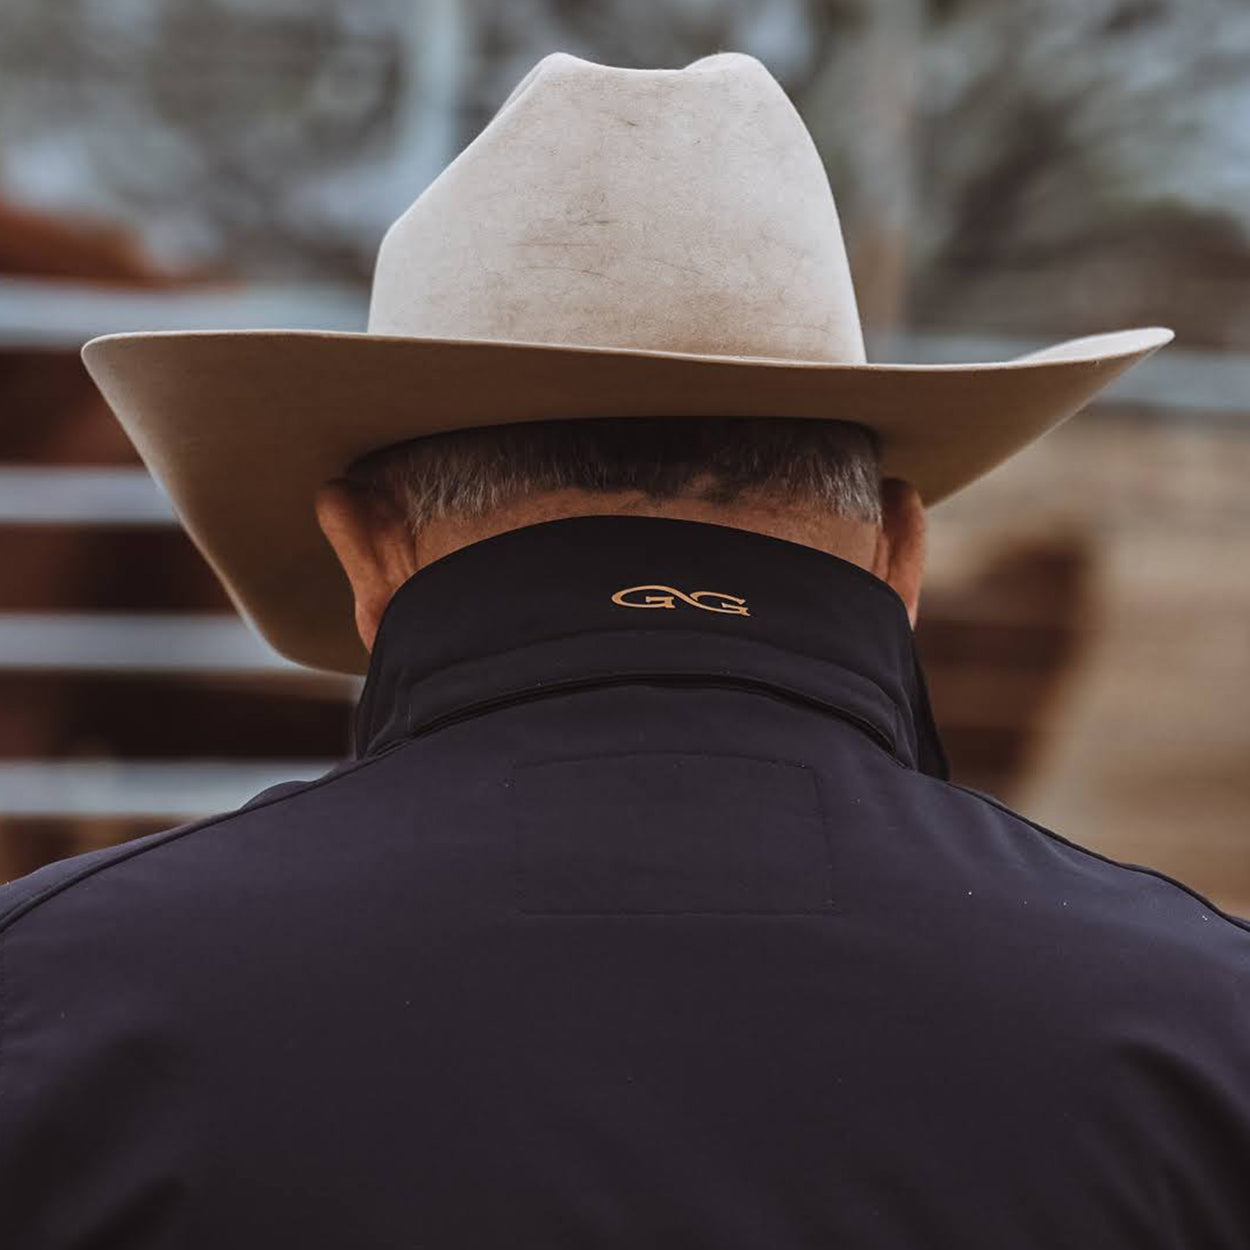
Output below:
[943,778,1250,939]
[0,744,405,936]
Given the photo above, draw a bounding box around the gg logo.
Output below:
[610,584,750,616]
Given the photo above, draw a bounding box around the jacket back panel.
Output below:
[2,682,1248,1249]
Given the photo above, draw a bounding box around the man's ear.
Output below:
[314,479,417,652]
[870,478,927,628]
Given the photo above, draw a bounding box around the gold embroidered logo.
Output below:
[610,584,750,616]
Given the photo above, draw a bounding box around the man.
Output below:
[3,50,1246,1249]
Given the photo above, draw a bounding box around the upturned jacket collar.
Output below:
[352,514,950,780]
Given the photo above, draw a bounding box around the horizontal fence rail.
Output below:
[0,467,176,524]
[0,277,369,344]
[0,613,350,674]
[0,760,342,817]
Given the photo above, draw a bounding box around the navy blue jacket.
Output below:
[2,514,1248,1248]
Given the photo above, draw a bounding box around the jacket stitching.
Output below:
[505,911,840,919]
[386,627,910,744]
[0,738,412,937]
[807,763,839,916]
[506,750,839,919]
[400,672,902,766]
[946,779,1250,939]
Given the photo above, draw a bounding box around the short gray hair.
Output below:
[343,415,883,532]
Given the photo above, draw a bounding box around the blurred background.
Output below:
[0,0,1247,913]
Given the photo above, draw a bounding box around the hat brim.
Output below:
[81,326,1172,674]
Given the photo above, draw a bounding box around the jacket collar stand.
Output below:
[352,514,949,780]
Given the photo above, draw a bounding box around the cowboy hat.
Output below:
[81,50,1172,675]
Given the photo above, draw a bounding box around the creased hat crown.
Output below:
[367,51,867,364]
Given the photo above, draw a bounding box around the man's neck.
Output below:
[412,488,880,575]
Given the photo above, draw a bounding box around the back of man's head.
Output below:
[313,416,926,652]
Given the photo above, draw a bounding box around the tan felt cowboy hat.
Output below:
[81,50,1173,676]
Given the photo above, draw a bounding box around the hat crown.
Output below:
[367,51,866,364]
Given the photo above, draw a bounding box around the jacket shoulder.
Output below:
[941,776,1250,943]
[0,761,364,935]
